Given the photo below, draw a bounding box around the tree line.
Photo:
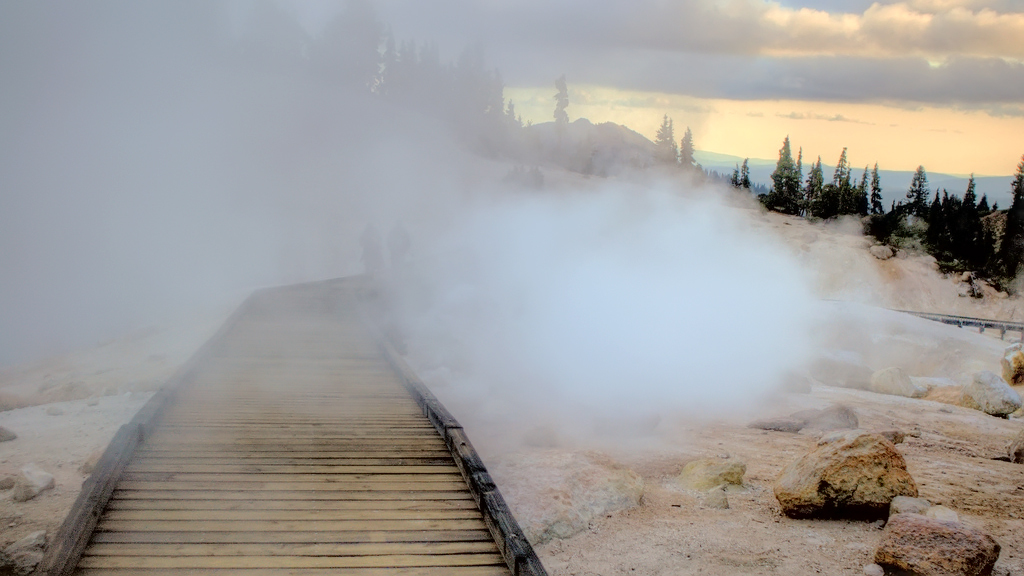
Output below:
[753,136,1024,291]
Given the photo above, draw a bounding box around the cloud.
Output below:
[776,111,874,124]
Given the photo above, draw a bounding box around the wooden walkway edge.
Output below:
[33,278,546,576]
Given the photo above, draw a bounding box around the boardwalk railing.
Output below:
[894,309,1024,341]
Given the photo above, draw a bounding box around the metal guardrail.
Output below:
[894,309,1024,340]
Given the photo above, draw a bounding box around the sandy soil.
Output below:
[1,209,1022,575]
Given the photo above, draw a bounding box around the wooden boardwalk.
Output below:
[37,280,543,576]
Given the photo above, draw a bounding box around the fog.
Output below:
[0,2,468,364]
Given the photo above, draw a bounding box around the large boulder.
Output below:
[11,464,54,503]
[874,514,1000,576]
[773,432,917,519]
[961,371,1022,417]
[676,458,746,491]
[809,352,873,390]
[871,367,928,398]
[1009,428,1024,464]
[0,530,46,575]
[488,450,644,545]
[1001,343,1024,387]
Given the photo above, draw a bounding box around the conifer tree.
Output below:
[680,127,697,170]
[804,156,824,216]
[654,115,678,165]
[977,194,991,215]
[553,74,569,126]
[870,163,884,215]
[855,166,870,216]
[730,164,741,188]
[765,136,802,215]
[740,159,751,190]
[998,155,1024,281]
[906,166,930,218]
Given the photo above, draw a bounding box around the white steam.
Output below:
[396,182,817,441]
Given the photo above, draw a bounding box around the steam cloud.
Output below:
[394,183,818,443]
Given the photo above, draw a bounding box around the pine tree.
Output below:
[679,127,696,170]
[998,155,1024,281]
[765,136,801,215]
[804,157,824,216]
[977,194,991,215]
[730,164,740,188]
[926,192,944,250]
[870,163,884,215]
[654,115,678,165]
[553,74,569,126]
[740,159,751,190]
[855,166,869,216]
[906,166,930,219]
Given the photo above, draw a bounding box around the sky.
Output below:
[285,0,1024,176]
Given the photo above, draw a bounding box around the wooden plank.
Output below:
[77,565,509,576]
[90,530,494,544]
[105,499,479,511]
[111,490,474,501]
[102,509,481,521]
[124,464,461,474]
[83,541,500,557]
[116,480,466,491]
[121,473,464,483]
[95,518,489,532]
[77,553,505,569]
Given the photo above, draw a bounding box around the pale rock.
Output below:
[0,427,16,442]
[870,367,927,398]
[703,485,729,509]
[747,418,804,433]
[45,406,63,416]
[809,352,873,390]
[910,376,955,392]
[875,514,1001,576]
[961,371,1022,417]
[862,564,885,576]
[0,476,16,490]
[677,458,746,491]
[1001,343,1024,386]
[488,450,644,545]
[890,496,932,516]
[79,449,104,475]
[11,464,55,503]
[925,505,960,522]
[0,530,46,575]
[801,404,860,432]
[870,245,894,260]
[1009,428,1024,464]
[773,432,917,519]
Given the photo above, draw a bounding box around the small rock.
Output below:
[870,245,894,260]
[79,449,104,475]
[962,371,1023,417]
[0,475,16,490]
[1002,343,1024,387]
[809,352,873,390]
[11,464,55,503]
[925,505,960,523]
[747,418,804,433]
[45,406,63,416]
[862,563,885,576]
[1009,428,1024,464]
[773,432,917,519]
[0,530,46,575]
[86,398,99,407]
[939,406,954,413]
[802,404,860,432]
[870,367,928,398]
[677,458,746,491]
[876,429,906,444]
[0,427,16,442]
[703,485,729,509]
[875,514,1000,576]
[890,495,932,516]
